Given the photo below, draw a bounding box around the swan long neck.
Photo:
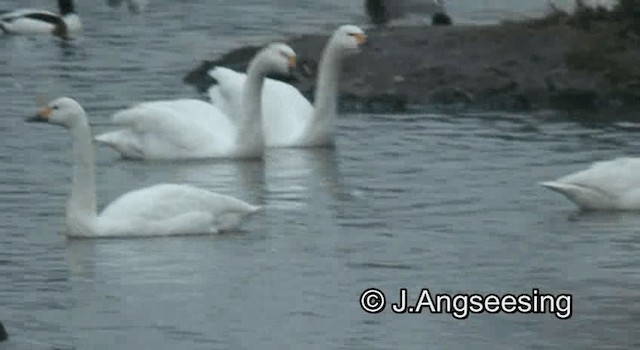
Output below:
[236,54,267,153]
[67,118,97,222]
[311,41,343,133]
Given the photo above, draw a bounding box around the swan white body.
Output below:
[96,99,239,159]
[208,25,367,148]
[0,0,81,38]
[28,97,260,238]
[541,157,640,210]
[95,43,297,160]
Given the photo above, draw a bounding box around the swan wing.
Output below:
[95,99,237,159]
[98,184,260,237]
[207,67,314,147]
[542,157,640,209]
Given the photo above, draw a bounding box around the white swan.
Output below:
[27,97,261,238]
[95,43,297,160]
[0,0,82,39]
[541,157,640,210]
[207,25,367,148]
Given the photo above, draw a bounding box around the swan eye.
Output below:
[52,105,59,110]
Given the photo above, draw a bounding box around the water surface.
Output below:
[0,1,638,349]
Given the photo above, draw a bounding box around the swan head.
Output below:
[331,25,367,55]
[27,97,85,128]
[257,42,297,76]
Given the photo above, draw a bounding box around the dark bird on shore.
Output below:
[364,0,452,26]
[183,46,317,94]
[431,0,452,26]
[365,0,400,25]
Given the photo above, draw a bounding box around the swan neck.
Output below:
[237,56,267,152]
[67,119,97,222]
[313,43,343,124]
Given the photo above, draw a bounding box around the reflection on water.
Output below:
[1,1,639,349]
[265,147,351,211]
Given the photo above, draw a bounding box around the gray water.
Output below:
[1,1,639,349]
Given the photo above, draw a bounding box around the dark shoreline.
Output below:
[184,8,640,116]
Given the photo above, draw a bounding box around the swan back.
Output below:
[543,157,640,210]
[107,99,238,159]
[97,184,260,237]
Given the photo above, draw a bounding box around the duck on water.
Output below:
[0,0,82,39]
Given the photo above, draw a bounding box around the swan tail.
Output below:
[540,181,612,209]
[213,203,262,232]
[94,131,144,159]
[94,131,119,146]
[247,204,262,214]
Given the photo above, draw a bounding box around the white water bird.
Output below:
[0,0,82,39]
[541,157,640,210]
[27,97,261,238]
[208,25,367,148]
[95,43,297,160]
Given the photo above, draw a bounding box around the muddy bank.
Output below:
[184,11,640,114]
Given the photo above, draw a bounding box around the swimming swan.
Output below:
[207,25,367,148]
[541,157,640,210]
[95,43,297,160]
[0,0,82,39]
[27,97,261,238]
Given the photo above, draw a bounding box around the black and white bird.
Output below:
[0,0,82,39]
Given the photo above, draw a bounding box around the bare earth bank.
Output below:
[184,18,640,116]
